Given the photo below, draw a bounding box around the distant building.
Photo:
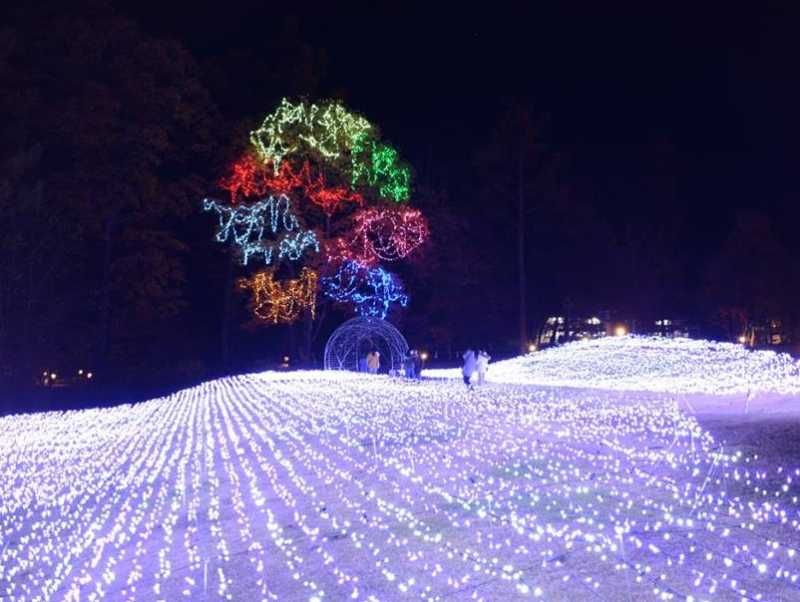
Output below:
[742,319,787,347]
[648,318,690,338]
[536,313,689,347]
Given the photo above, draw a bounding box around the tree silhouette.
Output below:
[0,4,219,389]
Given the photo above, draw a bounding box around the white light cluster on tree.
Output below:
[1,368,799,600]
[202,196,319,266]
[429,336,800,395]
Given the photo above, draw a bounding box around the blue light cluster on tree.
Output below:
[203,195,319,266]
[322,260,408,319]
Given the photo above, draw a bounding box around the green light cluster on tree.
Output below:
[351,134,411,203]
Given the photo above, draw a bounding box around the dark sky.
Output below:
[115,2,800,228]
[2,1,799,395]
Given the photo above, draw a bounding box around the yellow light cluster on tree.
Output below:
[249,98,374,172]
[238,268,318,324]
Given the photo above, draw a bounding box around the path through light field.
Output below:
[2,367,800,601]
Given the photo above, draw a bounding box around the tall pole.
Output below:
[221,252,234,368]
[517,128,527,353]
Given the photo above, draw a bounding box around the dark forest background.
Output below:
[2,2,800,407]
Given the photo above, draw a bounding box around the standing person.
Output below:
[367,350,380,374]
[403,351,415,379]
[359,354,368,373]
[412,349,423,380]
[462,348,477,389]
[476,350,491,385]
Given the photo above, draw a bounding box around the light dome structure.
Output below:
[324,317,408,373]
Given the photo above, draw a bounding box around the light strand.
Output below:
[219,155,364,215]
[203,196,319,266]
[351,134,411,202]
[2,365,799,599]
[327,207,428,265]
[322,260,408,319]
[238,268,318,324]
[250,98,374,172]
[218,154,302,202]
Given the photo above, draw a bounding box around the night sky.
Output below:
[121,2,800,221]
[3,1,800,404]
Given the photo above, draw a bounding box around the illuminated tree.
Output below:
[202,98,428,335]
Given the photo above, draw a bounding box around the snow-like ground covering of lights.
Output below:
[3,342,800,600]
[427,336,800,395]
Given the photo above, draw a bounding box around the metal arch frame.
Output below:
[324,317,409,373]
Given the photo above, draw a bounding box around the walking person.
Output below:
[476,350,491,386]
[403,350,415,379]
[462,348,477,390]
[367,350,380,374]
[412,349,423,380]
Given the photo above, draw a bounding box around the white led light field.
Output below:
[428,336,800,394]
[1,367,799,600]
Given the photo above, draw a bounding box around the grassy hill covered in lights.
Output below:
[431,336,800,395]
[2,340,800,600]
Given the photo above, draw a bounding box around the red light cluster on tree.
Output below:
[219,154,363,215]
[218,154,301,202]
[301,164,364,216]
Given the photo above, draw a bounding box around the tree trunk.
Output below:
[0,271,5,385]
[19,256,35,390]
[301,311,314,365]
[517,133,527,353]
[221,252,235,369]
[97,216,116,377]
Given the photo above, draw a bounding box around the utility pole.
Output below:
[517,129,527,353]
